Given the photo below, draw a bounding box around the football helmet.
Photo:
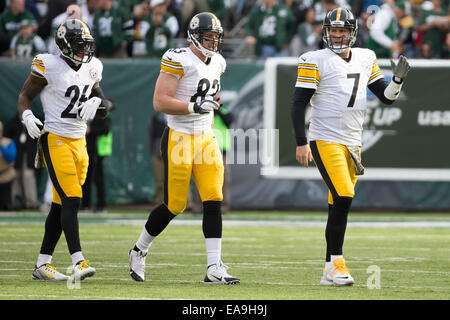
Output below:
[187,12,223,57]
[55,19,95,64]
[322,8,358,54]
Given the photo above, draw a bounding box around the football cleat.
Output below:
[32,264,70,281]
[323,258,355,286]
[319,268,334,286]
[128,248,147,282]
[204,261,240,284]
[73,260,96,281]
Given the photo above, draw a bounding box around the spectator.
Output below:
[181,0,210,34]
[366,0,406,58]
[36,0,75,40]
[92,0,134,58]
[144,0,175,58]
[397,1,416,58]
[0,0,37,55]
[81,112,112,213]
[10,19,46,58]
[147,112,167,206]
[0,120,17,211]
[223,0,254,35]
[244,0,296,59]
[289,6,322,56]
[47,4,83,55]
[4,113,39,210]
[418,0,449,58]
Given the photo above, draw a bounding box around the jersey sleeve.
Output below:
[30,54,47,79]
[295,52,320,90]
[367,49,383,85]
[160,49,188,80]
[92,57,103,83]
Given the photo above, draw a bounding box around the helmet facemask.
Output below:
[188,13,223,58]
[323,24,357,54]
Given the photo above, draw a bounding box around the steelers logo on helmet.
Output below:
[187,12,223,58]
[57,25,66,39]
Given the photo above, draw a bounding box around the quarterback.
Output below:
[128,12,239,284]
[291,8,410,286]
[17,19,109,281]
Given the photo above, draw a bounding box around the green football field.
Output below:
[0,210,449,301]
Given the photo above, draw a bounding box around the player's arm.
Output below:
[17,74,47,139]
[153,72,220,115]
[88,83,114,118]
[368,55,411,105]
[291,87,315,167]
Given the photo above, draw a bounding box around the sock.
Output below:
[205,238,222,267]
[36,254,52,267]
[324,261,331,271]
[61,197,82,255]
[135,227,155,253]
[325,197,352,261]
[202,201,222,238]
[39,202,62,255]
[330,255,344,264]
[71,251,85,266]
[144,204,175,237]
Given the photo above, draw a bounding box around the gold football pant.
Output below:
[310,140,359,205]
[41,132,89,205]
[161,127,224,215]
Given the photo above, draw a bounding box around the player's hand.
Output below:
[22,109,43,139]
[188,100,221,114]
[390,55,411,81]
[79,97,102,121]
[296,144,312,168]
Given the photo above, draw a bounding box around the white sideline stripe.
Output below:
[105,219,450,229]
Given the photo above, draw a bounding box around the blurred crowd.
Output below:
[0,0,448,60]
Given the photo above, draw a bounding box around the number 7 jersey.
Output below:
[295,48,383,147]
[160,47,226,135]
[31,53,103,139]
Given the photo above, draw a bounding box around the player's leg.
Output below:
[310,140,355,286]
[193,132,239,284]
[129,128,192,281]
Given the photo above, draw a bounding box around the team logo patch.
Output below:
[90,68,98,80]
[190,17,199,30]
[57,25,66,39]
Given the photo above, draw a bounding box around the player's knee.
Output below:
[168,200,186,216]
[61,197,81,213]
[333,196,353,213]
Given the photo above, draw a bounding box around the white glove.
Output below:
[79,97,102,121]
[188,99,221,114]
[22,109,43,139]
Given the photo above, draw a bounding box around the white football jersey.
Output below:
[31,54,103,139]
[160,47,226,135]
[296,48,383,146]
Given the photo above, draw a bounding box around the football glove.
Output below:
[390,55,411,82]
[188,100,221,114]
[79,97,102,121]
[22,109,43,139]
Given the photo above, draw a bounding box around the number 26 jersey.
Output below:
[31,53,103,139]
[160,47,226,135]
[296,48,383,147]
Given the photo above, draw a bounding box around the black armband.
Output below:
[291,87,315,146]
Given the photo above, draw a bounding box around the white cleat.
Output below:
[32,264,70,281]
[73,260,96,281]
[128,248,147,282]
[204,261,240,285]
[323,258,355,286]
[319,269,334,286]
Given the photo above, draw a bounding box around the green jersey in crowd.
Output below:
[0,8,35,38]
[419,7,448,58]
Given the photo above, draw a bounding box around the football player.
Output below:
[17,19,109,281]
[291,8,410,286]
[128,12,240,284]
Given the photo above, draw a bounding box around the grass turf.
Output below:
[0,211,449,300]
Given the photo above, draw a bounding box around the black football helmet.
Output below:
[187,12,223,57]
[322,8,358,53]
[55,19,95,64]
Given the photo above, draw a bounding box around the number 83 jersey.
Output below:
[160,47,226,135]
[296,48,383,147]
[31,53,103,139]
